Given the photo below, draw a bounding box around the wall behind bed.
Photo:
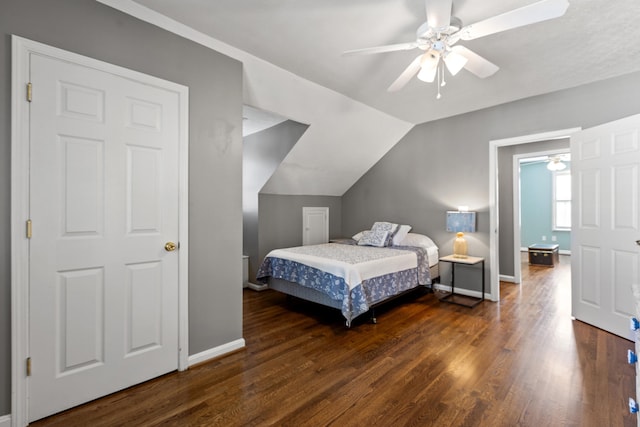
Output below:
[257,194,342,279]
[342,70,640,294]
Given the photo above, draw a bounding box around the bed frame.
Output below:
[268,263,439,326]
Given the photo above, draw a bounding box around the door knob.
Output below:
[164,242,177,252]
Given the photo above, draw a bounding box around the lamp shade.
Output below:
[446,211,476,258]
[417,54,439,82]
[446,211,476,233]
[443,50,468,76]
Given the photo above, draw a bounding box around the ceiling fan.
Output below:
[344,0,570,94]
[521,153,571,171]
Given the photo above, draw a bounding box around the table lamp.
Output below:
[446,208,476,258]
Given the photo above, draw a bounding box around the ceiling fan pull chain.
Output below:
[441,61,447,87]
[436,64,444,99]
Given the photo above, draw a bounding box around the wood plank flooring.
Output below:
[33,255,637,426]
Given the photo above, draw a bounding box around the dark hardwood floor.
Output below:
[33,255,636,426]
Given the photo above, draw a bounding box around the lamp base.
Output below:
[453,232,468,258]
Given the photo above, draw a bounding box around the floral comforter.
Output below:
[256,242,431,325]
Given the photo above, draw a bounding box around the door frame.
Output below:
[489,128,580,302]
[11,36,189,426]
[512,148,570,285]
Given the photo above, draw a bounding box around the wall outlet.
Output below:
[541,236,547,241]
[551,235,557,242]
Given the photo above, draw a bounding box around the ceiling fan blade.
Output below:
[451,46,499,78]
[343,42,418,56]
[388,55,423,92]
[459,0,569,41]
[425,0,453,32]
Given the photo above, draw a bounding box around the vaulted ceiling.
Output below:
[103,0,640,195]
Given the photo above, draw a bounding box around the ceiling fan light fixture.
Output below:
[443,51,468,76]
[417,54,439,82]
[417,65,438,83]
[547,158,567,171]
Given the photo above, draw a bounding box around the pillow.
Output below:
[357,229,390,247]
[352,231,365,242]
[371,221,399,246]
[397,233,436,250]
[391,224,412,246]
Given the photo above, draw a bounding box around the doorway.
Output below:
[513,149,571,285]
[489,128,580,301]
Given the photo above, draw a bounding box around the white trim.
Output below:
[499,275,517,283]
[247,283,269,292]
[11,36,189,426]
[187,339,246,367]
[489,128,581,305]
[177,65,190,373]
[0,415,11,427]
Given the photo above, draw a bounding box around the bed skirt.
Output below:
[267,263,440,322]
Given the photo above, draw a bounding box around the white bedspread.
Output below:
[266,243,417,291]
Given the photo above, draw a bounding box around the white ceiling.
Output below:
[132,0,640,124]
[242,105,288,137]
[104,0,639,196]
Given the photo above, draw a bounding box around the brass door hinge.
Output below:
[27,82,32,102]
[26,357,32,376]
[26,219,32,239]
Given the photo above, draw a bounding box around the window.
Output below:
[553,170,571,230]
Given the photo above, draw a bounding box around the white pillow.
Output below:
[397,233,436,249]
[352,231,365,242]
[392,224,412,246]
[357,230,389,247]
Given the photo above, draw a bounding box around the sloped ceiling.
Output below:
[242,105,288,137]
[100,0,640,195]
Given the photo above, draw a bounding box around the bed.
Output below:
[256,226,439,326]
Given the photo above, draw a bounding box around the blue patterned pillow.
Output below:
[357,230,389,247]
[371,222,399,246]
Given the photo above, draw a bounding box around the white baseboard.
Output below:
[0,414,11,427]
[247,282,268,292]
[499,275,517,283]
[188,338,246,367]
[434,283,488,300]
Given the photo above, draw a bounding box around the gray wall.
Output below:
[1,0,243,415]
[257,195,342,269]
[243,120,308,282]
[343,70,640,291]
[498,139,570,277]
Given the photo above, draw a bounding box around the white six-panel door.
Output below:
[302,207,329,246]
[26,50,183,421]
[571,114,640,339]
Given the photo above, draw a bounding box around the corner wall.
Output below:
[243,121,308,282]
